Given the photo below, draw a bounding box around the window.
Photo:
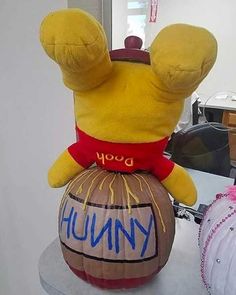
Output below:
[112,0,149,49]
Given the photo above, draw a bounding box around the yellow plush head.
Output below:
[40,9,217,206]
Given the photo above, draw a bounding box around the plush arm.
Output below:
[161,164,197,206]
[152,157,197,206]
[48,150,84,188]
[40,9,112,91]
[48,142,95,188]
[150,24,217,99]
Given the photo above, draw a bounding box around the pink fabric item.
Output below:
[227,185,236,201]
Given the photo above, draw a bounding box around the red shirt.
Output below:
[68,128,174,181]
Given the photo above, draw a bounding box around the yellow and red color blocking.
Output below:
[40,9,217,205]
[68,127,174,181]
[40,8,218,289]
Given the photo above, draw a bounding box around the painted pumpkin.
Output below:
[199,186,236,295]
[59,167,175,289]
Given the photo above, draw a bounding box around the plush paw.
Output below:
[40,9,112,91]
[40,9,107,70]
[150,24,217,94]
[48,150,85,188]
[161,164,197,206]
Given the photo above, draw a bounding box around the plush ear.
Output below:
[150,24,217,96]
[40,9,112,91]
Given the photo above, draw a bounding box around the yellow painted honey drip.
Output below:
[69,169,91,195]
[59,169,91,211]
[138,175,166,233]
[63,168,167,233]
[82,170,105,210]
[121,175,140,214]
[108,174,117,204]
[99,173,111,191]
[76,169,98,194]
[133,173,144,192]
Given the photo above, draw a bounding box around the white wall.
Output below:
[112,0,128,49]
[68,0,112,49]
[68,0,103,20]
[0,1,73,294]
[112,0,236,97]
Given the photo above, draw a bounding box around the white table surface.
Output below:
[187,168,234,209]
[39,169,234,295]
[199,96,236,111]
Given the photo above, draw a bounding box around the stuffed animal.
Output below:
[40,9,217,206]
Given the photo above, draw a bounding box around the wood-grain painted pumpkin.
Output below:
[199,186,236,295]
[58,167,175,289]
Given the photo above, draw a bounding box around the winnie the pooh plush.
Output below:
[40,9,217,206]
